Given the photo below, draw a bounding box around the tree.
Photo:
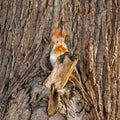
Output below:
[0,0,119,120]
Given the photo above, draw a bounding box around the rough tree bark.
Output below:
[0,0,120,120]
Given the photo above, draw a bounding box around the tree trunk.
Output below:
[0,0,119,120]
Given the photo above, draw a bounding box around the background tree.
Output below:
[0,0,120,120]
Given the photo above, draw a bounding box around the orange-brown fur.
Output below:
[50,28,68,67]
[54,45,67,55]
[55,29,66,38]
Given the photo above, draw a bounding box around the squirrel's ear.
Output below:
[51,28,57,42]
[55,29,61,38]
[62,29,66,38]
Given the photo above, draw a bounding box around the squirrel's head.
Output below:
[51,29,66,44]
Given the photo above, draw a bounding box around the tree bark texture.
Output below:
[0,0,120,120]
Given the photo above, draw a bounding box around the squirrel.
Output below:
[50,28,68,67]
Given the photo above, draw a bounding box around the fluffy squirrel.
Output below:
[50,28,68,67]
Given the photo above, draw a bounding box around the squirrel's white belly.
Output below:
[50,49,61,67]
